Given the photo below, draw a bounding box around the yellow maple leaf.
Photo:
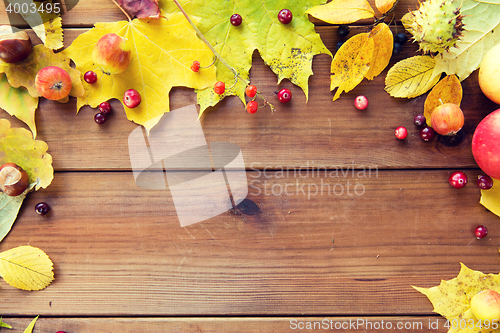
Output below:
[0,246,54,291]
[365,23,393,80]
[63,13,216,132]
[480,178,500,218]
[306,0,375,24]
[414,263,500,333]
[331,33,374,101]
[424,75,463,126]
[375,0,398,15]
[385,55,440,98]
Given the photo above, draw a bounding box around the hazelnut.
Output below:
[0,26,32,64]
[0,163,29,196]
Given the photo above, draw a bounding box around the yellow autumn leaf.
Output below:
[414,263,500,333]
[63,13,216,132]
[365,23,393,80]
[331,33,374,101]
[480,178,500,218]
[305,0,375,24]
[385,55,440,98]
[0,246,54,291]
[23,316,38,333]
[424,75,463,126]
[375,0,398,14]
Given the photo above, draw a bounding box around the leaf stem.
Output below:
[172,0,249,87]
[110,0,132,23]
[372,0,399,27]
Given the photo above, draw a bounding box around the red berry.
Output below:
[395,126,407,140]
[478,175,494,190]
[214,81,225,95]
[277,88,292,103]
[98,101,111,114]
[354,95,368,110]
[84,70,98,84]
[246,101,258,114]
[245,85,257,98]
[56,331,67,333]
[191,60,200,72]
[123,89,141,108]
[278,9,292,24]
[94,112,107,124]
[230,13,242,26]
[35,202,50,215]
[449,171,468,189]
[420,126,435,141]
[414,114,426,126]
[474,225,488,239]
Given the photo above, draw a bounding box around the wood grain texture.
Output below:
[0,170,498,316]
[1,316,448,333]
[0,27,494,171]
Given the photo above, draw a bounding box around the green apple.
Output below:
[92,33,131,75]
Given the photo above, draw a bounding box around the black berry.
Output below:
[35,202,50,215]
[395,33,408,45]
[337,25,350,37]
[393,42,403,55]
[336,41,345,51]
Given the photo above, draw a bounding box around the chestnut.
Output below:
[0,26,32,64]
[0,163,29,197]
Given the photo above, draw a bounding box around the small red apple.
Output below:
[35,66,72,101]
[472,108,500,179]
[92,33,131,75]
[123,89,141,108]
[431,103,464,135]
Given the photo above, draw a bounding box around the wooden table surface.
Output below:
[1,1,499,332]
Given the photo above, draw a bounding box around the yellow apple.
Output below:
[470,290,500,321]
[92,33,131,75]
[479,43,500,104]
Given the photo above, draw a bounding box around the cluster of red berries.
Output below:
[84,70,141,124]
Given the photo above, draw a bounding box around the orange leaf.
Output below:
[365,23,393,80]
[375,0,398,14]
[424,75,463,126]
[331,33,374,101]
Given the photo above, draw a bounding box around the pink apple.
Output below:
[472,108,500,179]
[92,33,131,75]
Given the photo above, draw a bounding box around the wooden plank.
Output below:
[0,170,497,316]
[1,316,448,333]
[0,28,493,171]
[0,0,423,27]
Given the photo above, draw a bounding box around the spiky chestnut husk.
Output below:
[402,0,464,54]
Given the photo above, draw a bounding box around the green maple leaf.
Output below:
[433,0,500,81]
[163,0,331,115]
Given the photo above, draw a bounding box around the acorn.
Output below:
[0,25,32,63]
[0,163,29,196]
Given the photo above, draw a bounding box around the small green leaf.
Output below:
[0,183,35,243]
[23,316,38,333]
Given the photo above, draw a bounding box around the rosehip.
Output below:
[94,112,107,124]
[474,225,488,239]
[230,14,242,26]
[35,202,50,215]
[354,95,368,110]
[414,114,426,127]
[123,89,141,108]
[98,101,111,114]
[84,70,98,84]
[278,9,292,24]
[191,60,200,72]
[277,88,292,103]
[420,127,435,141]
[478,175,494,190]
[449,171,468,189]
[395,126,407,140]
